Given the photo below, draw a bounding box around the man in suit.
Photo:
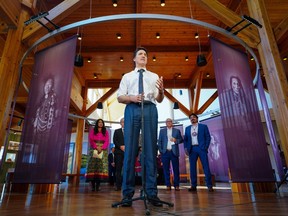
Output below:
[113,118,125,191]
[184,113,214,192]
[158,118,183,191]
[108,146,116,186]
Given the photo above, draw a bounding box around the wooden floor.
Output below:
[1,182,288,216]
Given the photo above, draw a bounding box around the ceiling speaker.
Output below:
[196,54,207,67]
[173,102,179,109]
[74,54,84,67]
[97,102,103,109]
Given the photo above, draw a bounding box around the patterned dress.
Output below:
[86,130,110,182]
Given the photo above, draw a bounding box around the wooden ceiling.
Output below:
[1,0,288,128]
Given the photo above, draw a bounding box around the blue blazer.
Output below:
[184,123,211,154]
[158,127,183,157]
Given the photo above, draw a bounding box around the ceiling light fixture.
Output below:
[160,0,165,7]
[116,33,122,39]
[112,0,118,7]
[174,73,181,78]
[156,32,160,39]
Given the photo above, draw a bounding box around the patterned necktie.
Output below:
[138,69,144,94]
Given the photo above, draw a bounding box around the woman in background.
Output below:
[86,119,110,191]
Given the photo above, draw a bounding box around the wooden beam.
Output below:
[274,15,288,42]
[85,87,117,117]
[195,0,260,48]
[192,71,204,111]
[0,18,9,34]
[197,91,218,114]
[0,9,29,150]
[187,51,212,89]
[70,98,83,115]
[247,0,288,166]
[80,45,210,53]
[164,90,190,116]
[0,0,21,28]
[73,118,85,186]
[22,0,89,42]
[16,97,28,104]
[70,73,84,113]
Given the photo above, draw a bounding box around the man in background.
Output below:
[184,113,214,192]
[113,118,125,191]
[158,118,183,191]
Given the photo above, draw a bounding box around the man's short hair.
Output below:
[133,47,148,58]
[189,113,198,119]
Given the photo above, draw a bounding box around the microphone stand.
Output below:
[112,96,173,215]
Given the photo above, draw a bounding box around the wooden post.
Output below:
[73,118,84,186]
[0,10,29,150]
[247,0,288,167]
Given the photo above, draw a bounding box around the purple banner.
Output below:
[13,36,77,183]
[202,116,229,182]
[210,37,274,182]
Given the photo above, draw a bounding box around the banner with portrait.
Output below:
[201,116,229,182]
[210,37,274,182]
[13,36,77,183]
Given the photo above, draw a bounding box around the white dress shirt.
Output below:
[167,128,174,150]
[191,124,199,145]
[117,68,159,104]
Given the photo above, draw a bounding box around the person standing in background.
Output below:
[184,113,214,192]
[86,119,110,191]
[108,146,116,186]
[113,118,125,191]
[158,118,183,191]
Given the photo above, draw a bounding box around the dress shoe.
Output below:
[166,186,171,191]
[188,186,197,192]
[148,196,163,207]
[208,187,214,192]
[175,186,180,191]
[121,197,132,207]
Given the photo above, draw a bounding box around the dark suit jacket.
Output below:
[184,123,211,154]
[113,128,124,155]
[108,152,115,172]
[158,127,183,157]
